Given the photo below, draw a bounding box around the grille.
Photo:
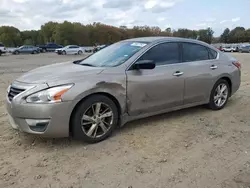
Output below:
[8,86,25,101]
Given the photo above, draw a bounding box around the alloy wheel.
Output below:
[214,83,228,107]
[81,102,113,138]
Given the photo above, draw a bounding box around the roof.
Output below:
[123,36,213,48]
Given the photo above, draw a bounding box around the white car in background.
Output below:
[222,46,235,52]
[0,42,7,56]
[55,45,83,55]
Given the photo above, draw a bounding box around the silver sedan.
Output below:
[6,37,241,143]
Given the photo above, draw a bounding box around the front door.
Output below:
[126,42,185,116]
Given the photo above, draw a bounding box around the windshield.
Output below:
[79,41,148,67]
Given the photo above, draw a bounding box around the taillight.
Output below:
[232,61,241,69]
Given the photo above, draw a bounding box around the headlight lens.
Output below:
[26,84,73,103]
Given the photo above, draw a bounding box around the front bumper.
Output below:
[6,100,72,137]
[56,50,62,54]
[5,81,74,138]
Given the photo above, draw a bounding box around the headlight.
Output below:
[26,84,73,103]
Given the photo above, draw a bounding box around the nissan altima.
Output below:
[6,37,241,143]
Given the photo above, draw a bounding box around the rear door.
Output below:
[67,46,77,54]
[126,42,185,116]
[180,42,220,104]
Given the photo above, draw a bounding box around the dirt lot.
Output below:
[0,53,250,188]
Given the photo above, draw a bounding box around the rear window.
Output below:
[208,48,218,59]
[182,43,209,62]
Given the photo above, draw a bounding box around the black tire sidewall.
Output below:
[209,79,230,110]
[72,95,119,143]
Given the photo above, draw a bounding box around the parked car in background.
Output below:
[93,44,109,53]
[216,46,223,51]
[222,46,235,52]
[12,45,40,55]
[55,45,83,55]
[37,43,63,52]
[6,37,241,143]
[239,45,250,53]
[0,42,7,56]
[85,47,94,53]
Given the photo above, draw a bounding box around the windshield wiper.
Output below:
[80,63,96,67]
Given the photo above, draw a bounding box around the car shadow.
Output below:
[117,105,207,134]
[20,100,236,148]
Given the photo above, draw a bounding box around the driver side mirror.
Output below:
[133,60,155,70]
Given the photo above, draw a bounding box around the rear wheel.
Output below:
[78,50,83,55]
[208,79,230,110]
[71,95,118,143]
[0,51,2,56]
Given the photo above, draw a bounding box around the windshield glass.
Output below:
[79,41,148,67]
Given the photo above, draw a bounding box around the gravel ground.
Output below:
[0,53,250,188]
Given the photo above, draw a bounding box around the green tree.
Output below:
[220,28,230,43]
[21,30,42,45]
[0,26,22,47]
[228,27,246,43]
[40,21,59,43]
[198,28,214,44]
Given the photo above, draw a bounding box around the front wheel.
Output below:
[78,50,83,55]
[62,51,66,55]
[71,95,118,143]
[208,79,230,110]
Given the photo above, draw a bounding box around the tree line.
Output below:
[0,21,249,47]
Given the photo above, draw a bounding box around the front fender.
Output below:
[62,80,127,114]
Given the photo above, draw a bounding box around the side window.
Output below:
[182,43,209,62]
[138,42,180,66]
[208,48,218,59]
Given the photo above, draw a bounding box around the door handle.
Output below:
[210,65,218,70]
[173,71,184,76]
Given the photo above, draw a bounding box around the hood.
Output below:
[16,61,104,84]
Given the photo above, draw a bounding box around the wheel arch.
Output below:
[69,92,122,134]
[216,76,232,96]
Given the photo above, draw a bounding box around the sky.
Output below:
[0,0,250,36]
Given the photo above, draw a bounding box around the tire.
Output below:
[78,50,83,55]
[62,51,66,55]
[0,51,2,56]
[208,79,230,110]
[32,50,37,54]
[71,95,119,143]
[42,49,47,53]
[14,51,19,55]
